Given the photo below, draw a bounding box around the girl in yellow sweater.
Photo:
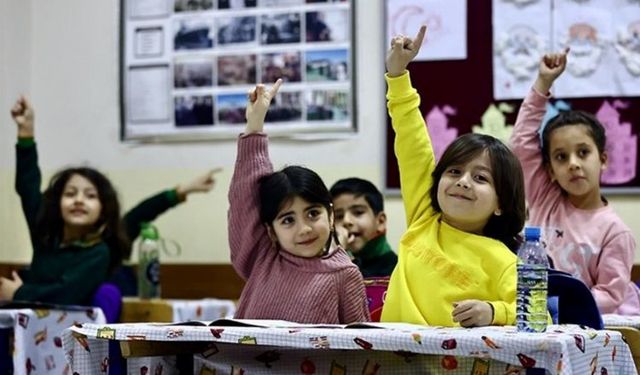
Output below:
[381,26,526,327]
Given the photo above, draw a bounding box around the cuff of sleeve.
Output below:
[385,71,413,97]
[165,189,182,205]
[530,87,551,102]
[488,301,511,325]
[16,137,35,148]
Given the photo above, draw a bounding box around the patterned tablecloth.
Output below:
[0,306,105,375]
[604,314,640,329]
[63,322,637,375]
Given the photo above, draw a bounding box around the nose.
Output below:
[342,212,354,228]
[455,173,470,189]
[568,154,581,170]
[299,221,312,235]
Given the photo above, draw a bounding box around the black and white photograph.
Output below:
[217,54,257,85]
[174,18,214,50]
[260,13,301,45]
[218,0,257,9]
[266,91,303,122]
[217,16,257,45]
[174,0,214,12]
[174,95,214,126]
[174,60,214,88]
[305,49,349,81]
[217,93,247,124]
[306,90,348,121]
[306,9,349,42]
[261,52,302,83]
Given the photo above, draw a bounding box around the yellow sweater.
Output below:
[380,72,517,327]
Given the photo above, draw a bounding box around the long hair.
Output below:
[429,134,526,252]
[541,110,606,165]
[35,167,130,272]
[259,165,339,251]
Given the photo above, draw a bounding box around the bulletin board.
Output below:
[119,0,356,142]
[385,0,640,194]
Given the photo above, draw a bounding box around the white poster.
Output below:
[492,0,551,100]
[612,0,640,96]
[127,65,172,123]
[386,0,467,61]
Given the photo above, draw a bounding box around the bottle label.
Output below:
[146,259,160,285]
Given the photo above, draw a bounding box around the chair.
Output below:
[547,269,603,330]
[92,282,123,324]
[363,277,389,322]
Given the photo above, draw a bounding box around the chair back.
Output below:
[547,269,603,329]
[364,277,389,322]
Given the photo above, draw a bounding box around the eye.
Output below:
[63,190,75,197]
[280,216,294,226]
[447,167,461,175]
[554,153,566,162]
[474,174,489,183]
[86,192,98,199]
[352,208,366,216]
[307,209,321,219]
[334,212,344,221]
[578,148,590,157]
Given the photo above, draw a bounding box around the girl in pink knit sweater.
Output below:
[227,79,370,324]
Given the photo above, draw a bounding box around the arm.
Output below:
[338,267,371,323]
[123,170,221,241]
[12,97,42,235]
[227,80,282,280]
[487,261,517,325]
[12,245,110,305]
[592,232,637,313]
[509,49,569,206]
[386,26,434,225]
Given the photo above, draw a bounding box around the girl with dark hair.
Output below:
[381,26,526,327]
[510,49,640,315]
[1,96,220,305]
[228,80,369,324]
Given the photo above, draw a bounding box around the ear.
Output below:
[375,212,387,234]
[265,224,277,243]
[600,151,608,171]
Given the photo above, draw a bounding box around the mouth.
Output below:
[69,209,88,215]
[569,176,586,182]
[448,193,472,201]
[297,237,319,246]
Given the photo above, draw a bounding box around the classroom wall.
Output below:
[1,0,639,264]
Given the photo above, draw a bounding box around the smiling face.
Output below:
[547,124,607,208]
[269,195,333,258]
[59,174,102,236]
[436,151,500,234]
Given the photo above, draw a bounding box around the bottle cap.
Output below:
[140,222,159,240]
[524,226,541,241]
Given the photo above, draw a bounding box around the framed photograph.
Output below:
[121,0,355,141]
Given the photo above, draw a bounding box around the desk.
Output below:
[0,306,105,375]
[604,314,640,371]
[64,322,637,374]
[120,297,236,323]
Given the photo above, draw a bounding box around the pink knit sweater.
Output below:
[228,133,370,324]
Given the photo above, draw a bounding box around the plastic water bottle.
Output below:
[516,226,549,332]
[138,223,161,299]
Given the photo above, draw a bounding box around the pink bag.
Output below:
[363,277,389,322]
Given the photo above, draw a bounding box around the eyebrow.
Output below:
[276,204,322,220]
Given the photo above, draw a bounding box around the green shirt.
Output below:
[352,235,397,278]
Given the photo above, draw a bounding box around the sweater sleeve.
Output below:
[13,244,110,305]
[488,260,517,325]
[386,72,435,226]
[15,141,43,236]
[592,231,637,313]
[227,133,275,280]
[123,189,181,241]
[338,267,371,323]
[509,88,559,207]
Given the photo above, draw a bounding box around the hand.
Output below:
[335,224,355,251]
[386,25,427,77]
[245,79,283,134]
[176,168,222,200]
[452,300,494,327]
[0,271,23,301]
[534,48,569,94]
[10,96,34,138]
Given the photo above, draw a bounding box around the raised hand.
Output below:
[534,48,569,94]
[10,96,34,138]
[245,79,283,134]
[386,25,427,77]
[452,299,494,327]
[176,168,222,200]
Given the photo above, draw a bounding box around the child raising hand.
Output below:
[228,80,369,324]
[510,49,640,315]
[381,26,526,327]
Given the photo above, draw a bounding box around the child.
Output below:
[510,49,640,315]
[381,26,526,327]
[228,80,370,324]
[0,96,219,305]
[330,178,397,277]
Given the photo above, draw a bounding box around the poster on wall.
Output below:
[121,0,355,142]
